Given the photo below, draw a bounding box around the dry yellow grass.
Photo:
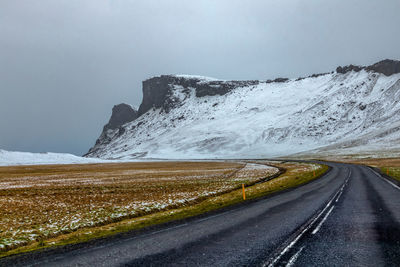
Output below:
[0,161,278,252]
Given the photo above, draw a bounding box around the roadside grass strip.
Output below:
[380,167,400,183]
[326,157,400,184]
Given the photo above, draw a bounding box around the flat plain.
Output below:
[0,161,278,252]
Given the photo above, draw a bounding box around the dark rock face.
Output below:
[336,64,363,74]
[366,59,400,76]
[267,78,289,83]
[336,59,400,76]
[295,72,329,81]
[138,75,259,116]
[84,104,137,156]
[104,104,138,131]
[310,72,329,78]
[138,76,173,116]
[195,80,259,97]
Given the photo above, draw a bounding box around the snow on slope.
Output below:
[87,67,400,159]
[0,149,109,166]
[174,74,220,82]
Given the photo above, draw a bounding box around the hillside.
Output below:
[86,59,400,159]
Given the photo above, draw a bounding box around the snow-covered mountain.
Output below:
[86,59,400,159]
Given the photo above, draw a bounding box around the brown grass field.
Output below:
[0,161,279,252]
[0,160,328,257]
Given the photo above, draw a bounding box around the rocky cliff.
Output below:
[86,59,400,159]
[336,59,400,76]
[137,75,259,116]
[105,103,138,131]
[85,103,137,156]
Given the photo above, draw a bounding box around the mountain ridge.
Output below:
[86,59,400,159]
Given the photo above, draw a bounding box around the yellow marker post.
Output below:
[242,184,246,200]
[313,170,316,177]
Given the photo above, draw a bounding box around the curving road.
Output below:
[2,161,400,266]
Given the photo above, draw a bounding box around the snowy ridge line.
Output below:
[172,74,221,81]
[86,66,400,160]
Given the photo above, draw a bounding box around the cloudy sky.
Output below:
[1,0,400,156]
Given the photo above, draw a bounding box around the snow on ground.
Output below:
[0,149,110,166]
[0,161,279,249]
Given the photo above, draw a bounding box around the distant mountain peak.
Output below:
[85,103,138,157]
[105,103,138,131]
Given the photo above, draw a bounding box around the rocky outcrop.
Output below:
[85,104,137,156]
[195,80,259,97]
[336,64,363,74]
[336,59,400,76]
[266,78,289,83]
[104,104,138,131]
[138,75,259,116]
[366,59,400,76]
[138,76,173,116]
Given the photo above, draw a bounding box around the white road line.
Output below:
[334,170,350,203]
[335,190,343,202]
[312,205,335,235]
[266,188,337,267]
[286,246,305,267]
[371,169,400,190]
[266,168,351,267]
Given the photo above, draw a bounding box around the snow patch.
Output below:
[0,149,110,166]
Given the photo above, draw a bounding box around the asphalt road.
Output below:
[2,162,400,266]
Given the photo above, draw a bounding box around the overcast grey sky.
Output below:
[1,0,400,156]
